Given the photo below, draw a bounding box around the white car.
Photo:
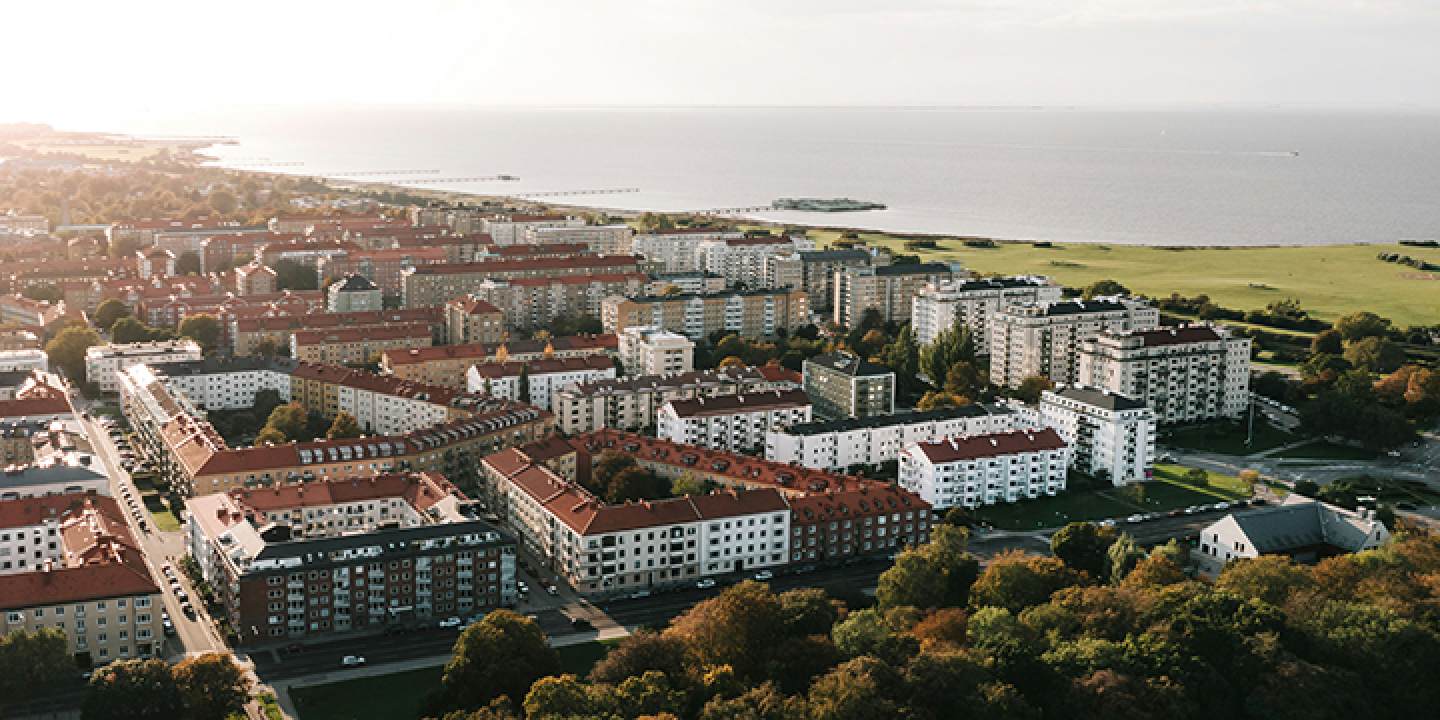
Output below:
[753,570,774,581]
[438,617,463,628]
[696,578,717,589]
[546,586,559,596]
[342,655,365,667]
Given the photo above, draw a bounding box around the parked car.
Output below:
[546,585,559,596]
[630,589,651,599]
[439,617,463,628]
[570,617,591,630]
[753,570,774,581]
[696,578,717,589]
[342,655,365,667]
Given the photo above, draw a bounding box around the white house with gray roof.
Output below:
[1195,495,1391,579]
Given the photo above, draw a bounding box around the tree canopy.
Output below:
[44,324,100,382]
[327,411,363,440]
[92,298,130,331]
[177,313,221,353]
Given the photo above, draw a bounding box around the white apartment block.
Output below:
[1078,324,1252,424]
[899,428,1070,511]
[85,340,202,394]
[646,273,728,296]
[553,365,802,435]
[618,326,694,376]
[482,214,584,245]
[989,297,1159,388]
[911,276,1062,347]
[1027,386,1157,486]
[632,229,745,274]
[833,263,959,327]
[658,390,812,454]
[766,403,1020,472]
[697,236,808,290]
[467,356,617,412]
[0,349,49,374]
[147,357,295,411]
[528,225,634,255]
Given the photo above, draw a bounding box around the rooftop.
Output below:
[1213,495,1386,555]
[664,389,811,419]
[332,274,379,293]
[911,428,1067,463]
[1046,385,1149,412]
[778,403,1016,436]
[805,352,893,378]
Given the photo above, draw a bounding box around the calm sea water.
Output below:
[123,106,1440,246]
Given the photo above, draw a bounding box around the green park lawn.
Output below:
[785,228,1440,328]
[292,666,444,720]
[1163,421,1297,456]
[140,494,182,532]
[973,464,1248,531]
[1274,441,1377,461]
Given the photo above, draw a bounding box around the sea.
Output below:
[118,106,1440,247]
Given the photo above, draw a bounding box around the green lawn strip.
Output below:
[973,491,1138,531]
[1264,480,1291,498]
[91,406,123,416]
[557,638,624,677]
[292,666,443,720]
[783,230,1439,328]
[257,693,284,720]
[1163,311,1317,340]
[1273,441,1376,461]
[1163,421,1296,456]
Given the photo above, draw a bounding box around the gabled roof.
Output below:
[911,428,1066,463]
[1213,495,1388,555]
[664,389,811,419]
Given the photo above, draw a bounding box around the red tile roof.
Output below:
[664,389,811,418]
[0,395,71,421]
[911,428,1067,463]
[292,323,433,346]
[469,355,614,379]
[574,430,862,495]
[0,495,158,612]
[409,255,641,275]
[219,472,460,514]
[446,297,501,315]
[786,483,930,524]
[236,307,442,333]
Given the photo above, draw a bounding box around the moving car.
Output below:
[342,655,365,667]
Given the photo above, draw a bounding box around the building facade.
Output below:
[1077,324,1252,423]
[291,324,434,366]
[601,289,809,340]
[85,340,203,394]
[658,390,812,453]
[988,297,1161,388]
[327,274,384,313]
[632,228,745,274]
[1030,386,1157,485]
[911,276,1063,347]
[833,263,959,327]
[466,356,617,411]
[528,225,633,255]
[553,365,802,435]
[898,428,1070,510]
[443,296,506,346]
[767,403,1019,471]
[402,255,643,309]
[618,326,694,376]
[802,352,895,421]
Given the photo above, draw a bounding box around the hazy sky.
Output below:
[5,0,1438,127]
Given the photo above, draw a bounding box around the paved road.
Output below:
[77,405,225,659]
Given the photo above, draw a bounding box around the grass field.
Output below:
[973,464,1248,531]
[141,494,183,532]
[785,227,1440,327]
[291,666,444,720]
[1274,441,1377,461]
[1163,420,1297,456]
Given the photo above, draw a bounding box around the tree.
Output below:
[0,628,72,712]
[93,299,131,331]
[881,325,921,397]
[806,656,900,720]
[518,364,530,403]
[1343,336,1406,374]
[1050,522,1118,580]
[327,411,362,440]
[1120,555,1186,589]
[435,610,560,716]
[1013,375,1053,404]
[177,313,221,354]
[1310,328,1343,355]
[1183,467,1209,486]
[671,472,707,497]
[207,189,238,215]
[661,285,683,296]
[81,658,187,720]
[919,322,976,385]
[1216,556,1311,607]
[44,324,100,382]
[273,258,318,291]
[175,251,202,276]
[668,581,784,680]
[1294,479,1319,497]
[254,427,286,447]
[523,674,598,719]
[1333,311,1390,343]
[588,630,689,686]
[875,525,978,611]
[1081,280,1129,300]
[969,550,1084,614]
[719,356,747,369]
[605,466,665,503]
[944,361,987,401]
[252,388,284,422]
[176,653,252,720]
[265,402,309,442]
[778,588,844,638]
[110,317,158,344]
[1105,533,1146,585]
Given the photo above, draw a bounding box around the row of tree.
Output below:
[80,653,251,720]
[255,402,362,446]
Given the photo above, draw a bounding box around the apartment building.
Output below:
[0,295,69,331]
[802,352,895,421]
[553,365,802,435]
[326,275,383,313]
[482,214,584,245]
[316,247,449,296]
[601,289,809,340]
[466,356,616,411]
[528,225,633,255]
[696,236,809,290]
[899,428,1070,511]
[792,248,886,312]
[785,484,934,564]
[230,307,445,357]
[382,334,617,389]
[85,340,202,394]
[618,326,694,376]
[1077,324,1252,424]
[137,247,176,279]
[147,356,297,411]
[911,276,1062,347]
[186,473,516,642]
[632,228,745,274]
[234,262,277,296]
[646,273,727,296]
[401,255,644,309]
[137,290,326,331]
[833,263,959,327]
[1028,386,1157,485]
[473,273,649,331]
[658,390,812,453]
[0,349,48,374]
[988,297,1161,388]
[0,494,165,667]
[0,460,110,500]
[292,324,434,366]
[767,403,1019,471]
[443,296,505,345]
[0,330,41,352]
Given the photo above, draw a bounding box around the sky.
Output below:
[3,0,1438,129]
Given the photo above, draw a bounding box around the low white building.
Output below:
[85,340,202,394]
[898,428,1069,510]
[467,355,617,411]
[528,225,634,255]
[911,276,1062,347]
[146,357,295,411]
[0,349,48,374]
[618,326,694,376]
[1028,386,1157,486]
[1194,495,1391,579]
[658,389,812,454]
[1078,323,1252,424]
[0,460,110,502]
[766,403,1020,472]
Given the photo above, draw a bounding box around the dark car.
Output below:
[570,617,591,630]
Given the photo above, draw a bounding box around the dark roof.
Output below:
[1049,386,1148,412]
[779,403,1015,436]
[912,428,1066,463]
[334,274,378,292]
[252,517,512,568]
[805,352,893,379]
[1130,325,1225,347]
[869,263,953,276]
[953,277,1053,291]
[1031,299,1130,316]
[616,289,798,304]
[664,389,811,419]
[798,250,872,262]
[150,356,299,377]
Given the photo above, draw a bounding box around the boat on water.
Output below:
[773,197,886,212]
